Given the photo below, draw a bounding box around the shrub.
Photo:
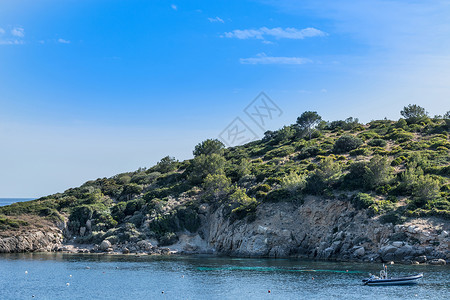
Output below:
[411,175,441,207]
[349,148,370,156]
[229,188,259,221]
[333,135,363,153]
[264,188,293,202]
[345,156,393,190]
[368,139,387,147]
[387,129,414,143]
[281,172,306,193]
[264,145,295,160]
[298,145,321,159]
[351,193,375,210]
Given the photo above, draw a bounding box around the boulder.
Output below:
[354,247,365,257]
[79,227,86,237]
[392,241,403,248]
[122,248,130,254]
[429,259,446,265]
[416,255,427,263]
[100,240,112,251]
[137,240,152,251]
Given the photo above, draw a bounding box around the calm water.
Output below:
[0,198,35,207]
[0,254,448,299]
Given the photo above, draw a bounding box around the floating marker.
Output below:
[66,283,70,286]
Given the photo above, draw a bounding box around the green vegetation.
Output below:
[1,103,449,244]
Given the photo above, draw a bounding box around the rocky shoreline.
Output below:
[1,197,449,266]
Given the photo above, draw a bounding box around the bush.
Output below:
[298,145,321,159]
[333,135,363,153]
[351,193,375,210]
[264,145,295,160]
[387,129,414,143]
[368,139,387,147]
[345,156,393,190]
[281,172,306,193]
[349,148,370,156]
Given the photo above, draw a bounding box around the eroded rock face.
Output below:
[199,196,449,263]
[0,231,63,253]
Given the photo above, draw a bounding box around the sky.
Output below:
[1,0,450,197]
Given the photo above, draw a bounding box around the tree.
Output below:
[400,104,428,123]
[203,174,232,201]
[444,111,450,128]
[363,156,393,189]
[188,153,226,184]
[193,139,225,157]
[154,156,178,173]
[296,111,322,139]
[412,175,441,207]
[306,157,342,194]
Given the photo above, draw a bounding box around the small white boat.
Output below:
[362,265,423,286]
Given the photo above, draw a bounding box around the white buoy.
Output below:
[25,271,28,274]
[69,275,72,277]
[66,283,70,286]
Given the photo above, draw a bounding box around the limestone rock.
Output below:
[100,240,112,251]
[354,247,365,257]
[429,259,446,265]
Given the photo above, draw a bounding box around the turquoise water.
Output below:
[0,198,35,207]
[0,254,448,299]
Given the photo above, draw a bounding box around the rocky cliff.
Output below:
[189,196,449,264]
[1,196,448,265]
[0,230,63,253]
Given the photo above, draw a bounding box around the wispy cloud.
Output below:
[171,4,177,11]
[208,17,224,23]
[58,38,70,44]
[225,27,326,40]
[240,53,312,65]
[11,27,24,38]
[0,26,25,45]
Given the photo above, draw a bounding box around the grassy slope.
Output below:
[1,117,449,246]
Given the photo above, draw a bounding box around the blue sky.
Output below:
[1,0,450,197]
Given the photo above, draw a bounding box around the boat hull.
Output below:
[363,273,423,286]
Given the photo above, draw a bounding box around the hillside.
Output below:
[1,105,449,263]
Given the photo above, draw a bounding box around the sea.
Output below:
[1,198,449,299]
[0,254,448,300]
[0,198,35,207]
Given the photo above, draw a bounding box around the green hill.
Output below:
[1,105,449,248]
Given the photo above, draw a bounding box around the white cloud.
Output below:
[208,17,224,23]
[171,4,177,10]
[0,28,5,35]
[0,40,24,45]
[240,53,312,65]
[225,27,326,40]
[11,27,24,37]
[58,38,70,44]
